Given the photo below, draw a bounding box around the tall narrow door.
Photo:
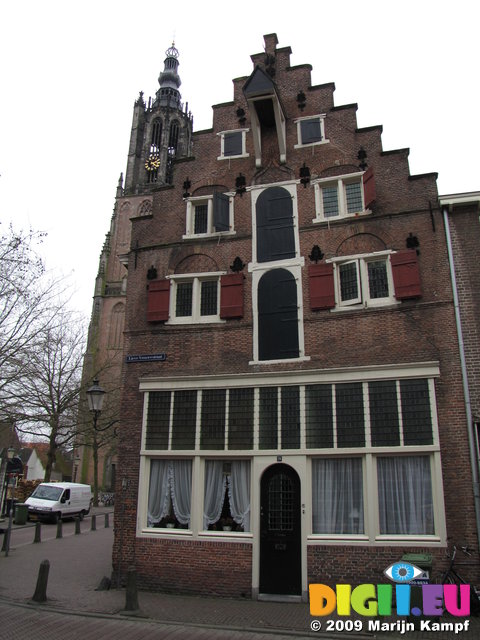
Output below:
[259,463,301,595]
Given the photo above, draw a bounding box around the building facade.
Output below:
[112,34,479,599]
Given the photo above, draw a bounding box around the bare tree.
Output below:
[5,310,88,480]
[0,224,67,409]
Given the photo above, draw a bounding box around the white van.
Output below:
[25,482,93,523]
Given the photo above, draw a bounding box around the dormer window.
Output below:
[243,66,287,167]
[217,130,249,160]
[294,115,328,148]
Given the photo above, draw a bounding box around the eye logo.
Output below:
[384,562,424,583]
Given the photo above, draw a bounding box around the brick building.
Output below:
[111,34,479,599]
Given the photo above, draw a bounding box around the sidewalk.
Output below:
[0,511,478,639]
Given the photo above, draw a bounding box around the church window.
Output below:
[169,120,179,152]
[108,303,125,349]
[151,118,163,152]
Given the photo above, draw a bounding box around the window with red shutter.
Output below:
[220,273,244,319]
[147,279,170,322]
[391,250,422,300]
[363,167,376,209]
[309,264,335,310]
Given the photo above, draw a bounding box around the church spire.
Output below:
[156,42,182,108]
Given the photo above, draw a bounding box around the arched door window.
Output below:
[258,269,299,361]
[256,186,295,263]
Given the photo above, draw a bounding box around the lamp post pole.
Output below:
[3,447,16,556]
[86,379,106,508]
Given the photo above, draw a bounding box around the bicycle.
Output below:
[436,545,480,616]
[100,492,115,507]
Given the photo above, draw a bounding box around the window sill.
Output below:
[294,139,330,149]
[217,153,249,161]
[249,356,311,366]
[308,534,370,543]
[141,527,193,537]
[311,209,372,224]
[375,534,441,544]
[329,301,400,313]
[182,231,236,241]
[198,531,253,541]
[166,318,226,326]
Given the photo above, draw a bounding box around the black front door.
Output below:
[259,464,301,595]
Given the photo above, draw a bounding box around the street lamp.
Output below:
[87,379,106,419]
[86,379,106,507]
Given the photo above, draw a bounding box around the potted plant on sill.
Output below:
[163,515,176,529]
[219,516,234,531]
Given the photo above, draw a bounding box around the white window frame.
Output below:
[249,262,310,365]
[217,129,249,160]
[249,180,301,266]
[138,365,445,545]
[294,115,329,149]
[312,171,371,222]
[328,251,398,310]
[184,194,235,239]
[309,451,444,543]
[166,272,225,325]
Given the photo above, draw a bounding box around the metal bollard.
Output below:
[91,514,96,531]
[56,519,62,539]
[104,513,109,528]
[32,559,50,603]
[33,522,41,543]
[75,517,81,535]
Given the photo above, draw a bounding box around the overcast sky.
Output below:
[1,0,478,318]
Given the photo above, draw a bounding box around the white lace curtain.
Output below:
[148,459,192,527]
[203,460,250,531]
[378,456,434,535]
[312,458,364,534]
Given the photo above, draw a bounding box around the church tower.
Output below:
[76,44,193,497]
[124,43,193,194]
